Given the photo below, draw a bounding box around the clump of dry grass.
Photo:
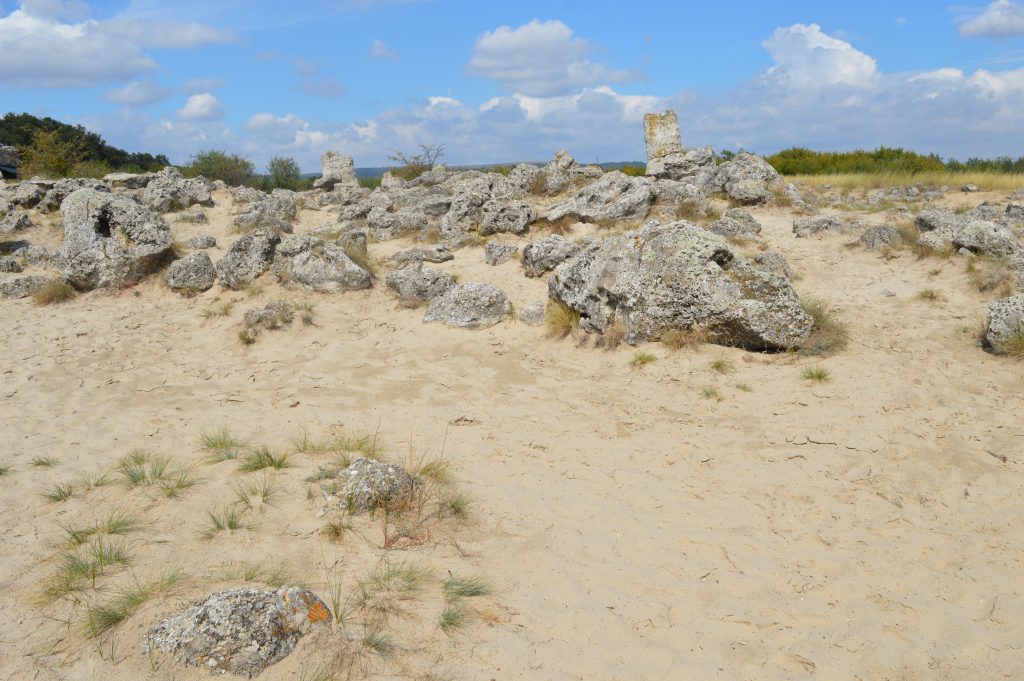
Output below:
[630,351,656,368]
[545,300,581,339]
[200,301,234,319]
[788,171,1024,192]
[997,329,1024,358]
[32,279,75,305]
[709,356,735,374]
[661,326,711,351]
[675,198,706,222]
[798,296,849,356]
[594,320,627,350]
[917,288,943,302]
[966,256,1016,298]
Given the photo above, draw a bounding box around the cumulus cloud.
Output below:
[104,79,171,106]
[761,23,877,89]
[370,39,398,60]
[177,93,224,121]
[959,0,1024,38]
[467,19,642,97]
[0,4,233,88]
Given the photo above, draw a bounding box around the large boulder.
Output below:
[166,252,216,292]
[533,150,601,196]
[0,275,48,299]
[522,234,581,277]
[793,215,847,238]
[859,225,903,251]
[754,250,796,279]
[366,206,423,241]
[423,282,511,329]
[142,167,213,212]
[216,228,280,289]
[548,220,812,349]
[918,218,1023,258]
[3,182,45,208]
[54,189,172,289]
[984,295,1024,354]
[545,171,652,225]
[0,209,35,234]
[103,171,157,189]
[479,199,534,236]
[484,241,519,266]
[707,208,762,239]
[504,163,543,197]
[272,235,371,293]
[38,178,109,212]
[644,111,684,168]
[313,151,357,190]
[143,587,330,677]
[234,190,298,230]
[713,153,780,205]
[385,262,454,306]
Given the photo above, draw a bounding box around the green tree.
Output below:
[267,156,301,190]
[185,150,255,186]
[17,129,84,178]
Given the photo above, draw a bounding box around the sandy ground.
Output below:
[1,188,1023,680]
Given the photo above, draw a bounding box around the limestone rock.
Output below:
[754,250,796,279]
[522,234,580,277]
[859,225,903,251]
[313,151,358,190]
[0,256,22,273]
[142,167,213,212]
[484,241,518,266]
[185,233,217,249]
[793,215,846,238]
[320,458,418,511]
[216,229,280,289]
[142,587,330,678]
[166,252,216,292]
[0,275,49,299]
[385,262,454,306]
[644,111,684,167]
[367,206,423,241]
[272,235,371,293]
[389,245,453,267]
[234,191,298,230]
[479,199,534,236]
[55,188,172,289]
[984,295,1024,354]
[423,282,511,329]
[713,153,780,205]
[243,300,294,331]
[518,300,546,326]
[545,171,652,225]
[0,209,35,233]
[38,178,109,212]
[104,171,156,189]
[548,220,812,349]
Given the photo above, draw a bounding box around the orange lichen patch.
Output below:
[306,601,330,624]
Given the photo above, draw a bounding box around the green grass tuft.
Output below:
[802,365,832,383]
[630,351,656,367]
[239,446,290,472]
[799,296,849,356]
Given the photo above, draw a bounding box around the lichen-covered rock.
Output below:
[859,225,903,251]
[366,206,423,241]
[385,262,454,306]
[389,245,453,267]
[713,153,780,205]
[38,178,109,212]
[504,163,542,197]
[423,282,511,329]
[533,150,600,196]
[984,295,1024,354]
[548,220,812,349]
[4,182,45,208]
[142,167,213,212]
[522,234,580,277]
[0,256,22,273]
[166,252,216,292]
[484,241,519,266]
[216,229,280,289]
[313,151,357,190]
[479,199,534,236]
[143,586,330,678]
[754,250,796,279]
[321,457,418,511]
[55,188,172,289]
[518,300,546,326]
[783,182,816,214]
[545,171,652,224]
[2,240,49,267]
[707,208,762,239]
[793,215,846,238]
[176,208,207,224]
[234,191,298,229]
[1006,202,1024,223]
[104,171,156,189]
[915,209,961,233]
[232,186,268,206]
[0,275,49,299]
[918,219,1023,259]
[0,209,35,233]
[644,111,684,167]
[272,235,371,293]
[186,233,217,249]
[243,300,294,331]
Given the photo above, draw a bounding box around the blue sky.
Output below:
[2,0,1024,171]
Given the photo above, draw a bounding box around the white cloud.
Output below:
[370,39,398,60]
[959,0,1024,38]
[0,4,232,88]
[761,23,877,89]
[104,79,171,106]
[177,93,224,121]
[467,19,641,97]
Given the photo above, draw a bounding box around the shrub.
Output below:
[32,279,75,305]
[185,150,255,186]
[267,156,301,190]
[17,129,84,178]
[387,144,444,181]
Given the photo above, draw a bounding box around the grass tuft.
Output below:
[709,356,735,374]
[802,365,832,383]
[32,279,76,305]
[322,518,353,542]
[701,387,721,400]
[352,561,432,624]
[630,351,656,368]
[660,326,711,352]
[200,507,244,540]
[31,456,58,467]
[200,301,234,319]
[200,427,248,462]
[239,446,290,472]
[799,296,849,356]
[442,575,491,599]
[43,482,74,502]
[917,288,943,302]
[545,300,581,339]
[966,255,1016,298]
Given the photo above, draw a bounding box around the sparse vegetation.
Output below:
[323,518,353,542]
[661,326,711,351]
[630,351,656,367]
[594,321,627,350]
[294,300,316,325]
[200,507,244,540]
[917,288,943,302]
[709,356,735,374]
[32,279,75,305]
[31,456,58,467]
[802,365,832,383]
[200,301,234,318]
[85,567,186,637]
[966,256,1016,298]
[701,387,721,400]
[352,561,431,624]
[799,296,849,356]
[239,446,290,472]
[232,473,279,511]
[42,482,74,502]
[200,427,248,462]
[545,300,581,339]
[388,144,444,181]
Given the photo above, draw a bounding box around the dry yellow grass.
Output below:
[787,172,1024,192]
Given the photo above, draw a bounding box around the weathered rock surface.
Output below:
[185,233,217,249]
[793,215,847,238]
[644,110,684,167]
[104,171,156,189]
[423,282,511,329]
[143,587,330,678]
[479,199,534,235]
[0,256,22,273]
[176,208,207,224]
[0,209,35,233]
[533,150,600,196]
[38,178,108,212]
[713,153,780,205]
[984,295,1024,354]
[754,250,796,279]
[55,188,172,289]
[518,300,546,326]
[313,151,357,190]
[385,262,454,306]
[545,171,652,224]
[389,245,453,267]
[3,182,45,208]
[234,191,298,230]
[216,229,280,289]
[243,300,294,331]
[917,216,1023,258]
[272,235,370,293]
[484,241,518,266]
[548,220,812,348]
[522,234,581,277]
[0,275,48,299]
[320,458,418,511]
[142,167,213,212]
[166,252,216,292]
[707,208,762,239]
[367,206,423,241]
[859,225,903,251]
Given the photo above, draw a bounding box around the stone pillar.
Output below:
[643,111,683,176]
[314,151,357,190]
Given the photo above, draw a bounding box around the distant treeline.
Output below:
[765,146,1024,175]
[1,112,170,176]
